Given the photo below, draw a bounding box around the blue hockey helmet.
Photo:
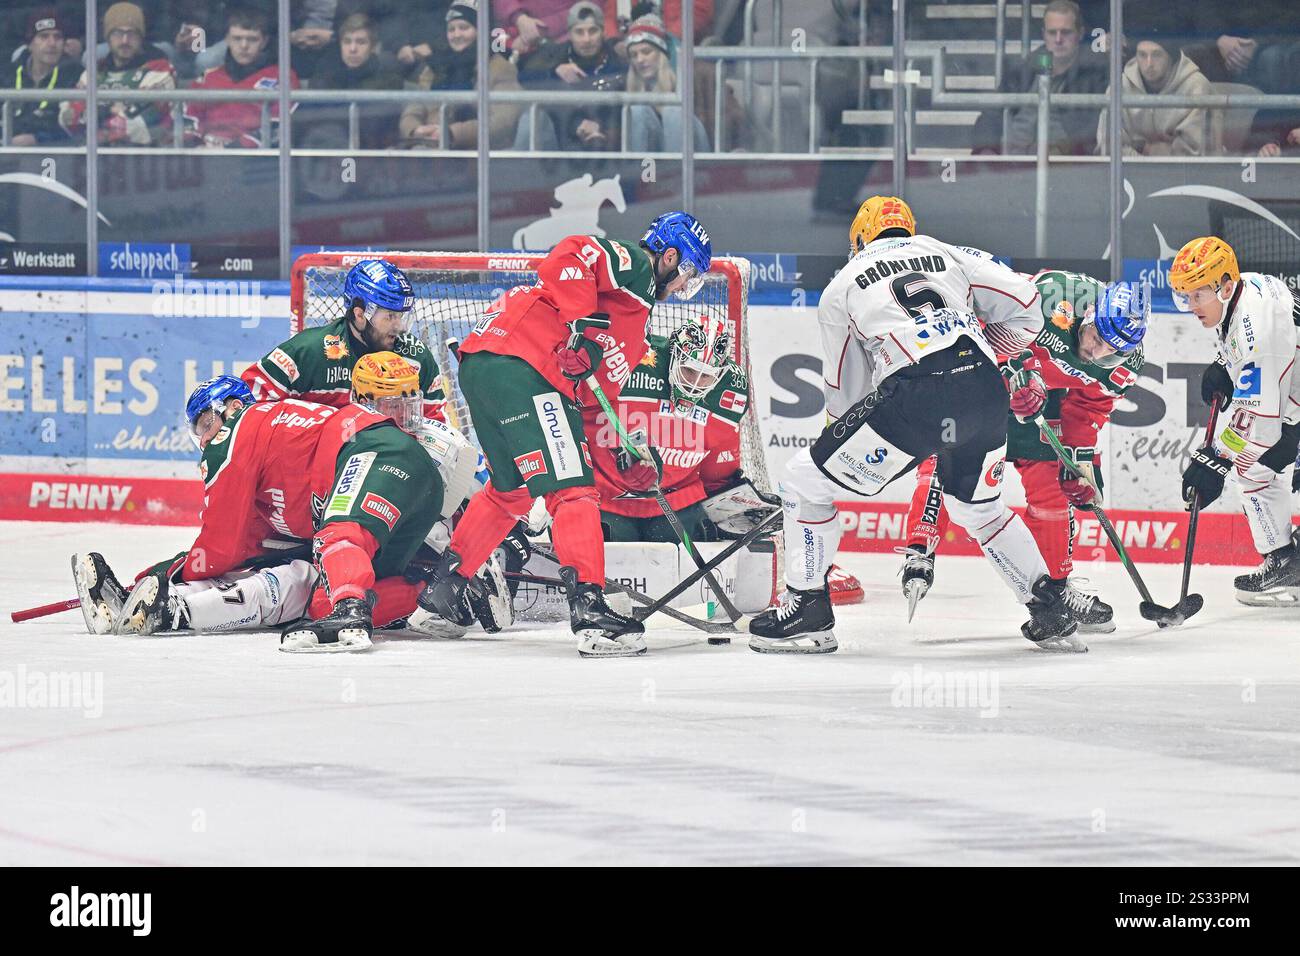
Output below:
[1085,281,1149,368]
[641,211,712,300]
[185,374,253,448]
[343,259,415,319]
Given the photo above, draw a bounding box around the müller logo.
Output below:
[49,886,151,936]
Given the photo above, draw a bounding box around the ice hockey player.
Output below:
[588,315,750,541]
[900,273,1149,630]
[241,258,445,419]
[108,371,444,651]
[1170,236,1300,605]
[748,195,1082,654]
[76,359,502,647]
[420,211,713,658]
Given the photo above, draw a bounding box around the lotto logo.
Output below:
[267,348,298,381]
[514,450,548,479]
[361,492,400,530]
[559,266,584,281]
[719,390,747,414]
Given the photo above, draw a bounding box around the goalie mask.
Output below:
[668,316,730,411]
[351,351,423,432]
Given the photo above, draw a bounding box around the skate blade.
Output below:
[1234,587,1300,607]
[903,580,927,623]
[1077,620,1117,634]
[406,608,468,639]
[576,628,647,658]
[279,627,374,654]
[748,631,838,654]
[1034,632,1089,653]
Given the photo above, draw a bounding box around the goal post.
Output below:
[289,251,770,491]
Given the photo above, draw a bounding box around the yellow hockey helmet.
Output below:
[849,196,916,256]
[1169,237,1240,310]
[351,351,422,431]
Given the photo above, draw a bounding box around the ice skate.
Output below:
[280,592,375,653]
[72,552,128,635]
[559,566,646,658]
[748,583,838,654]
[1234,539,1300,606]
[113,569,190,635]
[1021,575,1087,652]
[896,541,936,622]
[1058,577,1115,633]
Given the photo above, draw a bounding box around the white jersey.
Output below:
[817,234,1043,418]
[1213,272,1300,466]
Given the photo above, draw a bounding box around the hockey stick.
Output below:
[1004,359,1184,627]
[581,369,747,639]
[505,568,735,634]
[11,597,81,623]
[1139,402,1222,626]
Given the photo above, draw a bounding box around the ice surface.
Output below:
[1,520,1297,865]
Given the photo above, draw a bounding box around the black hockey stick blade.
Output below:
[1138,593,1203,628]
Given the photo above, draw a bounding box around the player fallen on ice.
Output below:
[93,362,502,651]
[420,211,713,657]
[241,257,446,419]
[1169,236,1300,605]
[900,272,1149,630]
[748,196,1083,654]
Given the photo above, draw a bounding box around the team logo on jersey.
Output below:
[612,241,632,271]
[323,334,349,361]
[514,449,548,480]
[209,426,230,446]
[719,390,748,414]
[559,266,585,281]
[717,450,736,463]
[983,458,1005,488]
[1234,362,1262,400]
[268,348,298,381]
[1050,301,1074,331]
[638,350,658,367]
[361,492,400,530]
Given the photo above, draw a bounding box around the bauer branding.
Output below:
[50,886,150,936]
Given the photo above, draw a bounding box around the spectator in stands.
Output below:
[1097,25,1218,157]
[288,0,338,79]
[185,6,299,148]
[514,1,625,150]
[2,9,79,146]
[623,14,708,152]
[600,1,713,49]
[496,0,578,58]
[398,0,522,150]
[1249,109,1300,158]
[59,2,176,146]
[169,1,229,83]
[298,12,402,148]
[1179,3,1300,94]
[333,2,447,81]
[971,0,1106,155]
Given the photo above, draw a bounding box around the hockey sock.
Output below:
[370,576,425,627]
[546,485,605,585]
[904,455,949,549]
[779,448,844,590]
[1023,505,1074,579]
[945,495,1049,603]
[448,481,532,578]
[314,521,379,606]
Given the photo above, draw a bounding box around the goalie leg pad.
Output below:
[945,494,1049,604]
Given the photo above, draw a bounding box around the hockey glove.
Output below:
[1182,445,1231,509]
[1200,359,1233,412]
[1007,365,1048,423]
[558,313,611,381]
[614,430,662,492]
[1059,447,1102,509]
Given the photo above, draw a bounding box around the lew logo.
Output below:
[29,482,131,511]
[361,492,400,530]
[558,266,584,281]
[514,450,547,479]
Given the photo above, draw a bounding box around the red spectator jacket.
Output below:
[185,54,298,148]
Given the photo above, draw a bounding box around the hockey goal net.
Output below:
[290,251,770,491]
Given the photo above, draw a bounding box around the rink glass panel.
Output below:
[0,152,88,271]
